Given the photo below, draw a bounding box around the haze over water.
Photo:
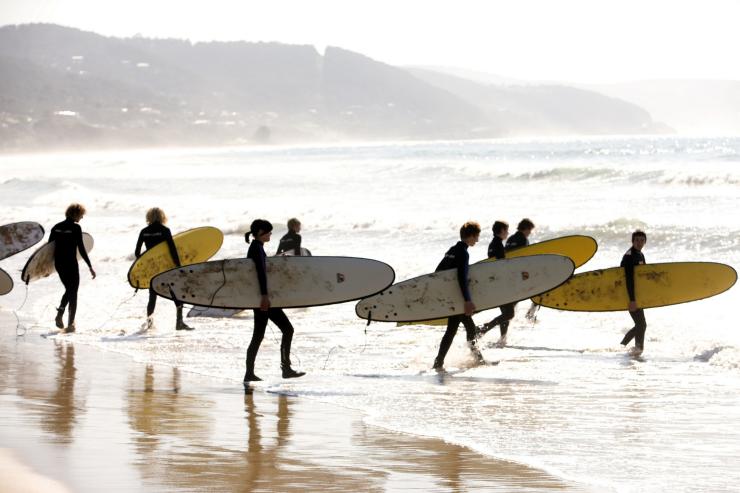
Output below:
[2,136,739,492]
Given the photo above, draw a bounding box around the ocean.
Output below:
[1,136,739,492]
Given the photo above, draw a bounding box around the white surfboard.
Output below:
[152,256,395,309]
[355,254,575,322]
[21,233,94,284]
[0,267,12,295]
[187,306,243,318]
[0,222,45,261]
[275,247,312,257]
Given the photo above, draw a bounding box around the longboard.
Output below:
[127,226,223,289]
[0,267,12,295]
[532,262,737,311]
[356,255,574,323]
[152,256,395,309]
[21,233,94,284]
[401,235,597,326]
[0,222,45,261]
[484,235,597,268]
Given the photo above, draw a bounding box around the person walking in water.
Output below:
[432,221,484,371]
[51,203,96,333]
[244,219,305,383]
[620,230,648,355]
[275,218,304,256]
[477,220,513,347]
[478,218,536,346]
[134,207,193,331]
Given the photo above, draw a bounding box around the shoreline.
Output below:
[0,311,589,492]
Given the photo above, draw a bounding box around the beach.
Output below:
[1,136,739,492]
[0,312,585,492]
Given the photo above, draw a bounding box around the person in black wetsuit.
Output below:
[506,218,535,251]
[275,218,303,256]
[620,230,647,355]
[477,220,514,346]
[432,221,483,371]
[244,219,305,383]
[134,207,193,331]
[51,203,96,333]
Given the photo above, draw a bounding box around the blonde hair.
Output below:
[287,217,301,231]
[65,203,86,220]
[146,207,167,225]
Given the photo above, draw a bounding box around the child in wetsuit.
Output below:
[51,203,96,333]
[275,218,303,256]
[432,221,483,370]
[620,230,647,355]
[134,207,193,331]
[244,219,305,383]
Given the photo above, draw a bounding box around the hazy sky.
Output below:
[2,0,739,83]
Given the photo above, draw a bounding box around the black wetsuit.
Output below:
[275,231,302,256]
[135,222,181,315]
[246,240,295,374]
[505,231,529,251]
[620,247,647,349]
[434,241,477,367]
[50,219,91,324]
[484,236,516,337]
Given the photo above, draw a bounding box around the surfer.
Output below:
[51,203,96,333]
[134,207,193,331]
[477,220,516,347]
[620,230,647,355]
[432,221,484,371]
[244,219,305,383]
[275,218,303,256]
[506,218,535,250]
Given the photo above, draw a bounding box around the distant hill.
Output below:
[585,80,740,135]
[0,23,668,152]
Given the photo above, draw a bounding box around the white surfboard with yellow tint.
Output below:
[21,233,94,284]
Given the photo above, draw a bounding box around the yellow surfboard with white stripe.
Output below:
[128,226,223,289]
[532,262,737,311]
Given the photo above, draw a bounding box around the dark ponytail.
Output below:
[246,219,273,243]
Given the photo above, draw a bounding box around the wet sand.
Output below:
[0,312,588,492]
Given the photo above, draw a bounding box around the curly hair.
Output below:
[65,203,87,221]
[145,207,167,225]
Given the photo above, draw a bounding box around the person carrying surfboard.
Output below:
[51,203,96,333]
[432,221,484,371]
[244,219,305,382]
[477,220,516,347]
[134,207,194,331]
[275,218,303,256]
[620,230,647,355]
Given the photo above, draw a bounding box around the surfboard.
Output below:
[356,255,575,323]
[187,306,243,318]
[276,247,312,257]
[482,235,597,268]
[21,233,94,284]
[152,256,395,309]
[400,235,597,327]
[0,222,45,261]
[0,267,12,295]
[532,262,737,311]
[127,226,224,289]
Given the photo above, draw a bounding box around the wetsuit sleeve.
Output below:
[134,231,144,258]
[76,225,92,268]
[294,233,302,256]
[164,229,181,267]
[49,227,56,243]
[276,239,285,255]
[621,254,636,302]
[488,240,505,260]
[457,248,472,302]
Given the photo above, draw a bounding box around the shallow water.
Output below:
[2,136,739,492]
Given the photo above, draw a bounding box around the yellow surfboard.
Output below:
[128,226,224,289]
[482,235,597,268]
[532,262,737,312]
[398,235,598,326]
